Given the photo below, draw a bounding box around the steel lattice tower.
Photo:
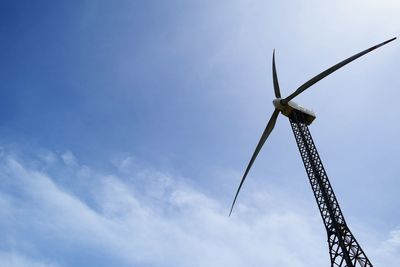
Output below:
[289,110,372,267]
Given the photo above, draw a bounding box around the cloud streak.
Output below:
[0,151,397,266]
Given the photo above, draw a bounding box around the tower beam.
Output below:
[289,110,372,267]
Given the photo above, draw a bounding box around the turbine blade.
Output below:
[229,108,280,216]
[282,37,396,104]
[273,50,281,98]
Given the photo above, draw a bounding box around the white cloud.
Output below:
[0,251,59,267]
[0,153,398,267]
[60,151,77,166]
[39,151,58,165]
[111,156,140,174]
[371,228,400,265]
[387,228,400,246]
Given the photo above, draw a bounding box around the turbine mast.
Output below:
[290,110,372,267]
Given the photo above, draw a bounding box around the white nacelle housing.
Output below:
[273,98,316,125]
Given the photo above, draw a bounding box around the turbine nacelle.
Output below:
[273,98,316,125]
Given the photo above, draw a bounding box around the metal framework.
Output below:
[289,110,372,267]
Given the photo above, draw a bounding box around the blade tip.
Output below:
[386,37,397,44]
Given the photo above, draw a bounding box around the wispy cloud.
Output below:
[0,151,397,266]
[60,151,78,166]
[0,251,59,267]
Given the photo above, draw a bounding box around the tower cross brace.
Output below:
[289,110,372,267]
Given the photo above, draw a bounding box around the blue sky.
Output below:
[0,1,399,266]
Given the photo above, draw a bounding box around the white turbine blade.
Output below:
[229,108,280,216]
[273,50,281,98]
[282,37,396,104]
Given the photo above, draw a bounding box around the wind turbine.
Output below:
[230,37,396,267]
